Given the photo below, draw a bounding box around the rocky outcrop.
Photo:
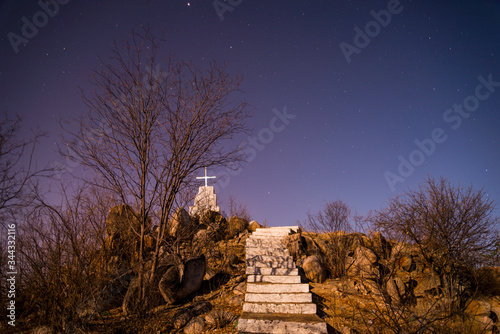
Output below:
[166,207,191,238]
[302,255,327,283]
[159,255,206,304]
[227,216,248,239]
[248,220,263,232]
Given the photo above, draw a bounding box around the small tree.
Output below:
[302,200,352,234]
[371,176,499,268]
[227,194,250,221]
[370,176,500,311]
[300,200,353,278]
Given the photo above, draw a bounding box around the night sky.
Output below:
[1,0,499,227]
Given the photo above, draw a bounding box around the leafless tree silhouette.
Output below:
[61,27,250,309]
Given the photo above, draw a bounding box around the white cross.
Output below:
[196,167,216,187]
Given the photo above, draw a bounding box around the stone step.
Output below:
[246,255,294,262]
[247,283,309,294]
[254,226,299,232]
[245,259,296,269]
[245,292,312,303]
[245,248,289,257]
[237,313,327,334]
[243,302,317,314]
[246,239,286,248]
[247,275,301,284]
[246,267,298,276]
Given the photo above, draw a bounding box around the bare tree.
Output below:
[61,28,250,308]
[370,176,500,311]
[299,200,353,278]
[17,183,118,331]
[0,114,47,221]
[227,194,251,221]
[302,200,352,234]
[370,176,499,268]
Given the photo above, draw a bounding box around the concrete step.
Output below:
[245,293,312,303]
[247,283,309,294]
[246,255,294,262]
[246,267,299,276]
[245,248,289,257]
[237,313,327,334]
[254,226,299,233]
[247,275,301,284]
[246,239,286,248]
[245,259,296,269]
[243,302,317,314]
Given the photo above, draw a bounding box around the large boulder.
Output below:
[122,265,170,315]
[106,204,151,239]
[371,232,391,259]
[105,204,151,261]
[199,211,228,242]
[159,256,206,304]
[283,233,321,260]
[248,221,263,232]
[346,245,379,279]
[302,255,328,283]
[414,269,441,298]
[227,216,248,239]
[166,208,191,238]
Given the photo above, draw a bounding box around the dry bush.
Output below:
[370,176,499,304]
[227,194,251,221]
[17,184,118,331]
[300,200,354,278]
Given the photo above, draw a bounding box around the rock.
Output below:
[122,275,141,315]
[158,265,181,303]
[233,282,246,295]
[226,294,244,306]
[347,245,379,279]
[466,299,492,317]
[183,316,205,334]
[105,204,149,260]
[192,229,210,246]
[226,253,240,266]
[204,310,236,328]
[91,270,133,314]
[227,216,248,239]
[178,256,206,300]
[414,270,441,297]
[122,270,166,315]
[159,256,206,304]
[372,232,391,259]
[173,302,212,329]
[283,233,321,260]
[199,211,228,242]
[387,277,405,304]
[248,220,263,232]
[106,204,142,238]
[166,207,191,238]
[302,255,328,283]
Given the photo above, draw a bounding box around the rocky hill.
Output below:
[23,206,500,334]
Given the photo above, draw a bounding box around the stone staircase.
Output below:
[237,226,327,333]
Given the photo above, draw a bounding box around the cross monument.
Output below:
[189,167,220,216]
[196,167,216,187]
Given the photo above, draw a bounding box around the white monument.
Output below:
[189,167,220,216]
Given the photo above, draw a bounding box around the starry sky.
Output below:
[1,0,499,227]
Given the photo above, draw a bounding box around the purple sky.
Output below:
[1,0,499,227]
